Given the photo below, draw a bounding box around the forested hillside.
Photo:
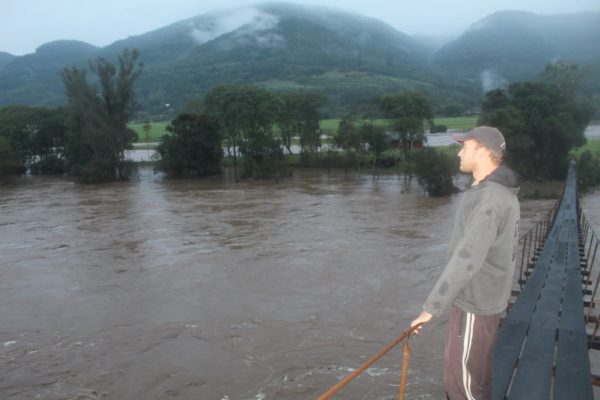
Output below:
[0,4,599,119]
[433,11,600,82]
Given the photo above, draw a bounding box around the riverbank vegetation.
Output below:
[0,54,597,195]
[155,114,223,178]
[61,49,143,182]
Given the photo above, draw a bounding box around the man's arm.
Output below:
[410,310,432,334]
[410,196,501,330]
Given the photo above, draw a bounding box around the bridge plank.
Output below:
[493,164,592,399]
[506,255,565,400]
[554,237,593,399]
[492,229,562,400]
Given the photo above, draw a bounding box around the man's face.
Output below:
[457,139,482,173]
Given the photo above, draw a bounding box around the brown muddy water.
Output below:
[1,167,598,400]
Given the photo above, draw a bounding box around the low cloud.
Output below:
[189,7,282,47]
[480,69,507,92]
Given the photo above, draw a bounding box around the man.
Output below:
[410,126,520,400]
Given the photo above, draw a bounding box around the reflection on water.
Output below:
[0,167,596,399]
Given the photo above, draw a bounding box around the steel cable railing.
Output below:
[516,197,562,290]
[317,325,419,400]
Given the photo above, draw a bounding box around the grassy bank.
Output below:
[571,138,600,157]
[319,116,478,135]
[129,121,169,142]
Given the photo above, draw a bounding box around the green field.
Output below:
[319,116,478,135]
[129,121,170,142]
[433,117,478,130]
[130,116,479,143]
[571,138,600,157]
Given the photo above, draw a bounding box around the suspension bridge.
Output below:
[318,162,600,399]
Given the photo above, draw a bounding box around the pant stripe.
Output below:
[462,312,476,400]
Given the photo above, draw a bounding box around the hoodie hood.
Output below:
[483,165,521,190]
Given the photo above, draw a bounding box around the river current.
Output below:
[1,167,598,399]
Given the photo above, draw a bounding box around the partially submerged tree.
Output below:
[334,113,365,175]
[62,48,142,182]
[205,85,283,180]
[0,135,21,178]
[414,148,459,196]
[0,106,67,174]
[357,100,387,178]
[277,93,325,156]
[28,108,67,174]
[334,104,388,178]
[157,113,222,177]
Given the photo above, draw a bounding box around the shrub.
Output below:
[429,124,448,133]
[577,150,600,192]
[414,148,459,196]
[157,113,223,178]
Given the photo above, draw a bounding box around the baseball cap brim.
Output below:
[452,133,472,143]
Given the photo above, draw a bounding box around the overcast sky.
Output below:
[1,0,599,55]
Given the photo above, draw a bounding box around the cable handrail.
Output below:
[317,325,420,400]
[515,195,563,289]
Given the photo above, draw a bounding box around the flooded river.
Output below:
[1,167,599,399]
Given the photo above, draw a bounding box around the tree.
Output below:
[297,94,326,157]
[142,122,152,142]
[61,48,143,182]
[443,104,464,117]
[479,81,594,178]
[334,113,365,175]
[360,121,388,178]
[355,100,388,178]
[0,106,67,175]
[277,93,326,156]
[28,108,67,174]
[576,150,600,192]
[379,91,434,165]
[157,113,222,177]
[538,62,582,100]
[205,85,283,180]
[0,136,21,178]
[414,148,459,196]
[0,106,34,172]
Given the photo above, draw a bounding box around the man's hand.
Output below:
[410,311,433,334]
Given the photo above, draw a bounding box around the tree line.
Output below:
[0,50,597,195]
[164,86,440,183]
[0,49,143,183]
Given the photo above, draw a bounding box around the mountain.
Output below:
[412,34,453,55]
[0,5,599,119]
[0,40,99,106]
[133,2,440,117]
[433,11,600,85]
[0,3,440,117]
[101,3,442,115]
[0,52,15,71]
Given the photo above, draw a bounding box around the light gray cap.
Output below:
[452,126,506,154]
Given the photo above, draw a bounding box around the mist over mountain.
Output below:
[434,11,600,85]
[0,4,599,119]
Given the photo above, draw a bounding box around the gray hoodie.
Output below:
[423,165,521,317]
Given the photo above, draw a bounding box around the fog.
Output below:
[1,0,599,56]
[188,8,280,45]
